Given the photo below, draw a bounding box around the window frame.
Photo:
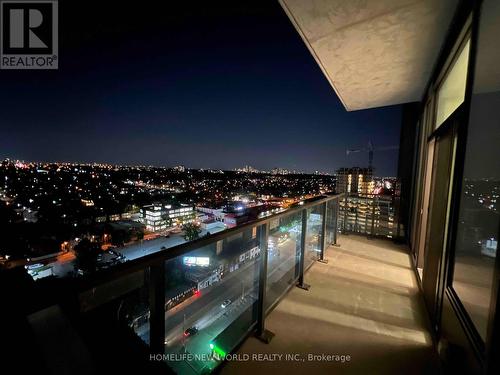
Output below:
[440,6,490,358]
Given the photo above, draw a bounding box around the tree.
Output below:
[73,238,100,274]
[182,222,201,242]
[135,229,144,241]
[110,229,131,246]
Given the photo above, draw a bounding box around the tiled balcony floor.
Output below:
[221,234,439,374]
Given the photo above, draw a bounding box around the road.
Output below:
[163,232,299,339]
[167,236,300,374]
[134,229,302,374]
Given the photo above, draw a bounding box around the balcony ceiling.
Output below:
[280,0,459,111]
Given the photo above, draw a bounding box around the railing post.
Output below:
[149,262,165,355]
[355,198,360,233]
[255,223,274,343]
[318,202,328,264]
[296,208,310,290]
[395,195,402,239]
[370,197,376,238]
[342,193,348,234]
[333,198,340,247]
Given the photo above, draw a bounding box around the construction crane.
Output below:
[346,141,399,170]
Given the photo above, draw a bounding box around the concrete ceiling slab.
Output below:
[280,0,459,111]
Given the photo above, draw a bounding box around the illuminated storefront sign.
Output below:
[183,256,210,267]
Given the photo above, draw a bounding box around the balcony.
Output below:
[8,194,438,374]
[222,234,438,374]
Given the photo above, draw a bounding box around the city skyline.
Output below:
[0,0,402,176]
[0,157,401,177]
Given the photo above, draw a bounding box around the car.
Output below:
[221,299,232,308]
[183,327,198,337]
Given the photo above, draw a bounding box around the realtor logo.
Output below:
[1,0,58,69]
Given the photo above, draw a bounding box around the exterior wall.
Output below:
[336,167,374,195]
[398,102,420,246]
[201,221,226,232]
[408,1,500,373]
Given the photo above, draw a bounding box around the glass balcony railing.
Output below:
[265,209,302,313]
[61,194,342,374]
[338,193,404,239]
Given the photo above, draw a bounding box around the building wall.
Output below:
[408,1,500,373]
[336,167,374,195]
[398,102,420,245]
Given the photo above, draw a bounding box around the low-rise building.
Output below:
[141,202,195,232]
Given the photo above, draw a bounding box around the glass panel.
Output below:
[417,139,435,278]
[339,196,364,233]
[452,0,500,341]
[338,193,405,239]
[265,211,302,312]
[410,118,424,251]
[325,200,337,246]
[374,196,396,238]
[79,269,150,345]
[123,274,151,345]
[435,39,470,128]
[304,205,323,269]
[339,196,372,235]
[163,226,261,373]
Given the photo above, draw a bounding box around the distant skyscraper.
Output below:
[271,167,292,175]
[236,165,260,173]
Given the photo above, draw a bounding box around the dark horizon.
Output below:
[0,0,402,176]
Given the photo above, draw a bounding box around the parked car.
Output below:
[221,299,232,308]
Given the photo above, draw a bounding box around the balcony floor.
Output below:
[222,234,439,374]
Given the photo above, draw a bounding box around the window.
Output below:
[451,0,500,341]
[435,39,470,128]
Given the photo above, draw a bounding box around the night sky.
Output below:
[0,1,402,176]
